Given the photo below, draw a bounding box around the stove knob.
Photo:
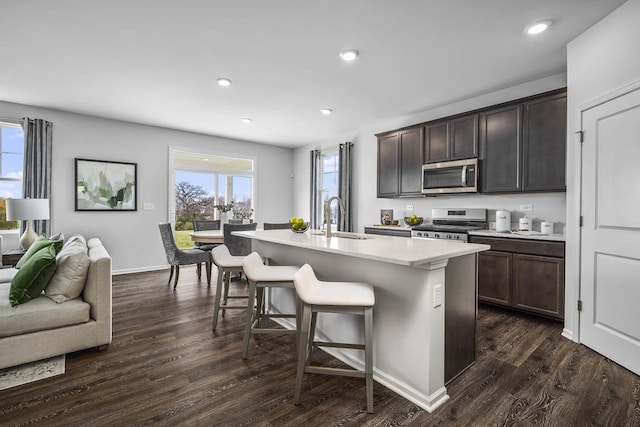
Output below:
[453,235,459,240]
[434,233,440,238]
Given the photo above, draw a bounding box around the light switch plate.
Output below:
[520,204,533,212]
[143,202,154,210]
[406,205,414,211]
[433,284,442,308]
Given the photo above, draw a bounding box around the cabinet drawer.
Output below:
[468,236,564,258]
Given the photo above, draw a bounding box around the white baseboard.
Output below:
[112,265,169,275]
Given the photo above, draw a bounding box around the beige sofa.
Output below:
[0,237,112,370]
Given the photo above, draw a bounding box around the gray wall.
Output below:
[0,100,294,272]
[565,0,639,340]
[292,73,568,232]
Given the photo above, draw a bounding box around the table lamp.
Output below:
[6,198,50,250]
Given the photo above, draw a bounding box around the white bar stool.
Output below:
[293,264,375,413]
[241,252,300,359]
[211,245,248,331]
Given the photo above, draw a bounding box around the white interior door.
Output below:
[580,85,640,376]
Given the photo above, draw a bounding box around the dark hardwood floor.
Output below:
[1,266,639,426]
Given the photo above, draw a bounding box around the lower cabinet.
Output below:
[469,236,565,320]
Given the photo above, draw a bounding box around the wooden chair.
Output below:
[293,264,375,413]
[211,244,248,330]
[241,252,299,359]
[158,223,211,288]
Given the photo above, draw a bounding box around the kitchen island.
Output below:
[234,229,489,412]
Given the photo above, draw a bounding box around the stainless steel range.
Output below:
[411,208,487,242]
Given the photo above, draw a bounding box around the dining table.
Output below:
[189,229,224,245]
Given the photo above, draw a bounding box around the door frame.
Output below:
[569,78,640,343]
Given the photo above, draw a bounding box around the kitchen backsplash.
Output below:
[372,192,566,234]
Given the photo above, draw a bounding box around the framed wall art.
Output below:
[75,158,137,211]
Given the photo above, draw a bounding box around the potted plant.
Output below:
[214,201,234,223]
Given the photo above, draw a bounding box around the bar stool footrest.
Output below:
[313,341,365,350]
[304,366,366,378]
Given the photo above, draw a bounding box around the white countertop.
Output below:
[234,229,489,267]
[469,229,566,242]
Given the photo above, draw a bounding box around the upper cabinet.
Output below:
[424,113,478,163]
[480,89,566,193]
[376,88,566,198]
[522,92,567,192]
[377,126,424,197]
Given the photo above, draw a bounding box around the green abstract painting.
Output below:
[75,158,137,211]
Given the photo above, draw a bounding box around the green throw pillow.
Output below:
[15,235,64,269]
[9,245,58,306]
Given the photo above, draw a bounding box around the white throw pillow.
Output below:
[45,238,90,303]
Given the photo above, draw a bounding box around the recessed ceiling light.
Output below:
[320,109,333,115]
[339,49,359,61]
[241,118,252,124]
[217,77,232,87]
[525,20,552,35]
[204,158,209,161]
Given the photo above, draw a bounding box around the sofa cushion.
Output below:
[15,234,64,269]
[0,282,90,338]
[9,245,58,306]
[45,237,90,303]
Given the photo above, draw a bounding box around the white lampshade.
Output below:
[6,198,50,221]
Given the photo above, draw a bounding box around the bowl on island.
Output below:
[404,216,424,226]
[290,222,309,233]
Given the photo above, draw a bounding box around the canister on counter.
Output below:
[519,216,531,231]
[496,209,511,232]
[541,221,554,234]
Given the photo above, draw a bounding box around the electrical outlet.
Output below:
[406,205,414,211]
[143,202,155,210]
[520,204,533,212]
[433,284,442,308]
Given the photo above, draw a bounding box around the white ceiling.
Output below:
[0,1,627,148]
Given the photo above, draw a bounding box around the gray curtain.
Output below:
[22,117,53,236]
[309,149,321,229]
[338,142,353,232]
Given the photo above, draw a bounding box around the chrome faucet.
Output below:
[324,196,345,238]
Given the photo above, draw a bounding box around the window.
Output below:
[0,121,24,231]
[317,150,339,228]
[170,149,254,248]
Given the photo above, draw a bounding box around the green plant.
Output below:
[214,201,234,213]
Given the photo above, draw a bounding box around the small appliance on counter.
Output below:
[495,209,511,233]
[518,216,532,232]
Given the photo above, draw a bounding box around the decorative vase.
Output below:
[219,211,228,224]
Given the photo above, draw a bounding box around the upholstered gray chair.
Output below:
[159,223,212,288]
[263,222,291,230]
[192,220,221,251]
[223,222,257,256]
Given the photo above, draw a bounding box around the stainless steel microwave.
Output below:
[422,158,478,194]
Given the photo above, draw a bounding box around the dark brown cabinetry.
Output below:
[424,114,478,163]
[364,227,411,238]
[480,90,566,193]
[377,127,424,197]
[522,92,567,192]
[469,235,565,320]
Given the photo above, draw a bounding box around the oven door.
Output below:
[422,158,477,194]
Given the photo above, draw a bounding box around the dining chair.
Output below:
[263,222,291,230]
[192,220,221,276]
[158,223,212,288]
[223,222,257,256]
